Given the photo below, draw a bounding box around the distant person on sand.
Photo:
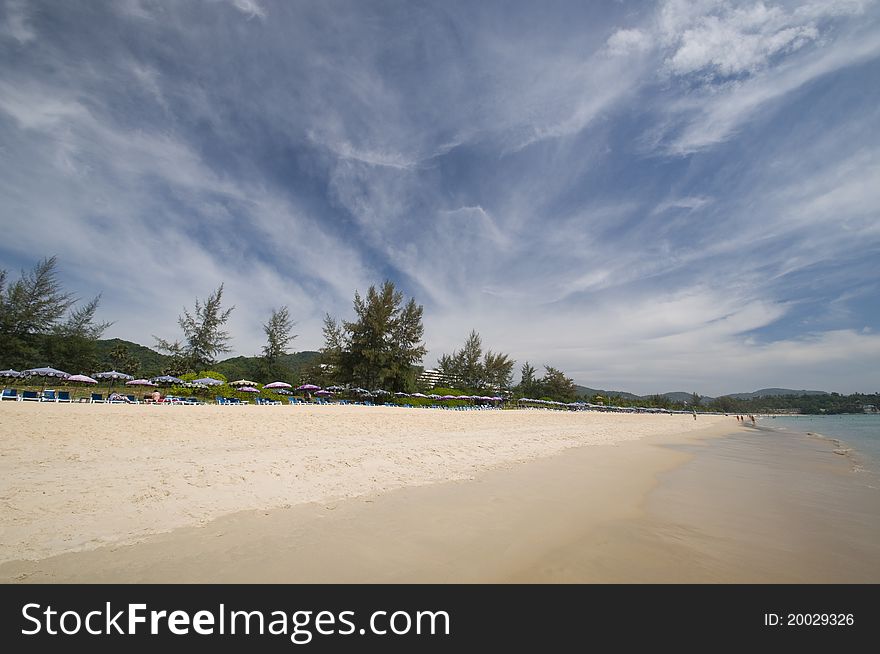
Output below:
[108,392,133,403]
[693,410,697,420]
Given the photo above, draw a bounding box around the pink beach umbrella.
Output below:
[126,379,158,387]
[296,384,321,391]
[67,374,98,384]
[264,381,292,389]
[238,386,260,393]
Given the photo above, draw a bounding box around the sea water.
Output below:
[761,414,880,486]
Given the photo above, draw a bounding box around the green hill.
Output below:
[574,385,641,400]
[94,338,171,376]
[721,388,829,400]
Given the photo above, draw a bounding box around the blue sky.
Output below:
[1,0,878,395]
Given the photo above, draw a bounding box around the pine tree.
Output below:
[518,361,537,397]
[323,281,426,391]
[261,306,296,379]
[155,284,234,372]
[0,257,76,366]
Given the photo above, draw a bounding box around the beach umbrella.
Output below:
[94,370,134,392]
[21,366,70,391]
[94,370,134,381]
[296,384,321,391]
[411,393,427,398]
[67,374,98,384]
[23,366,70,379]
[394,392,410,397]
[264,381,292,389]
[126,379,158,387]
[230,379,259,387]
[326,385,345,392]
[193,377,224,386]
[0,369,21,378]
[238,386,260,393]
[315,389,332,396]
[372,389,390,395]
[151,375,184,385]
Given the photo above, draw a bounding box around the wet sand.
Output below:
[512,426,880,582]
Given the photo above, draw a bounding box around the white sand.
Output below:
[0,402,727,562]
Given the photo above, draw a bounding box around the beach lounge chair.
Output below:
[41,390,57,402]
[126,394,139,404]
[21,390,41,401]
[90,393,105,403]
[1,388,18,401]
[56,391,73,402]
[216,396,227,405]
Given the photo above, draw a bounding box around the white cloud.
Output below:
[659,0,823,78]
[1,0,35,43]
[230,0,266,20]
[0,75,376,356]
[606,28,653,56]
[652,196,713,214]
[2,1,878,395]
[663,25,880,153]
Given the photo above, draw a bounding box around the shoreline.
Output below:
[758,416,877,482]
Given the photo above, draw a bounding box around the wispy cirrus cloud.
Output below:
[1,0,879,394]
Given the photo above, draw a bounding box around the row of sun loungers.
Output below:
[2,388,505,409]
[2,389,76,402]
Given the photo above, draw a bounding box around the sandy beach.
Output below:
[2,402,877,583]
[0,403,721,563]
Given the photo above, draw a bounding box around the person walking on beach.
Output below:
[693,410,697,420]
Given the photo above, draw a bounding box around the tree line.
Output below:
[1,257,585,400]
[20,256,873,412]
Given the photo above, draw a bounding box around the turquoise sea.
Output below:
[761,414,880,486]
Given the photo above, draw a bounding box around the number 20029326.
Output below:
[764,614,854,626]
